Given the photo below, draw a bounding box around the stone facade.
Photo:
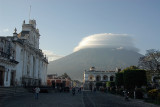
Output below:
[83,67,120,90]
[0,20,48,87]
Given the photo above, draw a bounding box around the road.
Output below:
[0,91,159,107]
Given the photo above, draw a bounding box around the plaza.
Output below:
[0,91,159,107]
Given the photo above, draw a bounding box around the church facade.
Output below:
[0,20,48,87]
[83,67,120,90]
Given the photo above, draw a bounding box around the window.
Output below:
[6,69,9,81]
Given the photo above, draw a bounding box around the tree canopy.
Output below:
[138,49,160,75]
[61,73,71,80]
[120,66,139,72]
[123,69,147,89]
[115,66,147,89]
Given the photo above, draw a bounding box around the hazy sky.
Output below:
[0,0,160,61]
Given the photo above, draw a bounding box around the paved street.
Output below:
[0,91,159,107]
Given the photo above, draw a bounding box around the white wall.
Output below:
[15,44,23,85]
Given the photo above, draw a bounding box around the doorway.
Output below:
[10,71,15,86]
[0,70,4,86]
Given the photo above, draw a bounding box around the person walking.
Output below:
[34,86,40,99]
[79,87,81,94]
[72,87,76,96]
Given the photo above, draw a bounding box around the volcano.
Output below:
[48,48,143,81]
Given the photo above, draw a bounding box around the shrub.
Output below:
[106,81,115,87]
[148,89,159,100]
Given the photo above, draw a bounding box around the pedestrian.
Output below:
[79,87,81,94]
[72,87,76,96]
[34,86,40,99]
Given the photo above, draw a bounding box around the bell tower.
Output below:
[21,19,40,49]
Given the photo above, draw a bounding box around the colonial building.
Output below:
[0,20,48,87]
[83,67,120,90]
[47,74,71,88]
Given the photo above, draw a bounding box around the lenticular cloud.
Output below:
[73,33,139,52]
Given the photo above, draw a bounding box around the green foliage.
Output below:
[123,70,147,89]
[106,81,115,87]
[148,89,159,100]
[121,66,139,72]
[115,66,147,90]
[61,73,71,80]
[115,72,123,86]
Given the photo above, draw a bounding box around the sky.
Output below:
[0,0,160,61]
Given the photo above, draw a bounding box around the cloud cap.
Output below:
[74,33,139,52]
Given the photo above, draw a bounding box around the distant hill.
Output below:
[48,48,143,81]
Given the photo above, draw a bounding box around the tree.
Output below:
[115,72,123,87]
[139,49,160,75]
[115,66,147,90]
[121,66,139,72]
[123,69,147,89]
[61,73,71,80]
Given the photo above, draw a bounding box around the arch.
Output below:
[110,75,114,81]
[88,75,94,81]
[103,75,108,81]
[96,75,101,81]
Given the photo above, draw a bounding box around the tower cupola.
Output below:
[29,19,36,28]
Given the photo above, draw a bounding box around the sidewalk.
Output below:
[102,92,159,107]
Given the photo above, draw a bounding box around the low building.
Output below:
[0,20,48,87]
[47,74,71,88]
[83,67,120,90]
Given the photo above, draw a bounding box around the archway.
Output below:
[103,75,108,81]
[10,70,16,86]
[88,75,94,81]
[96,75,101,81]
[110,76,114,81]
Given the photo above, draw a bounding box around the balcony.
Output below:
[0,51,19,64]
[0,51,9,59]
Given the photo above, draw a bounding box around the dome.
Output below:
[90,67,95,71]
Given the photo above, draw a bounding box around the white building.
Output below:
[0,20,48,87]
[83,67,120,90]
